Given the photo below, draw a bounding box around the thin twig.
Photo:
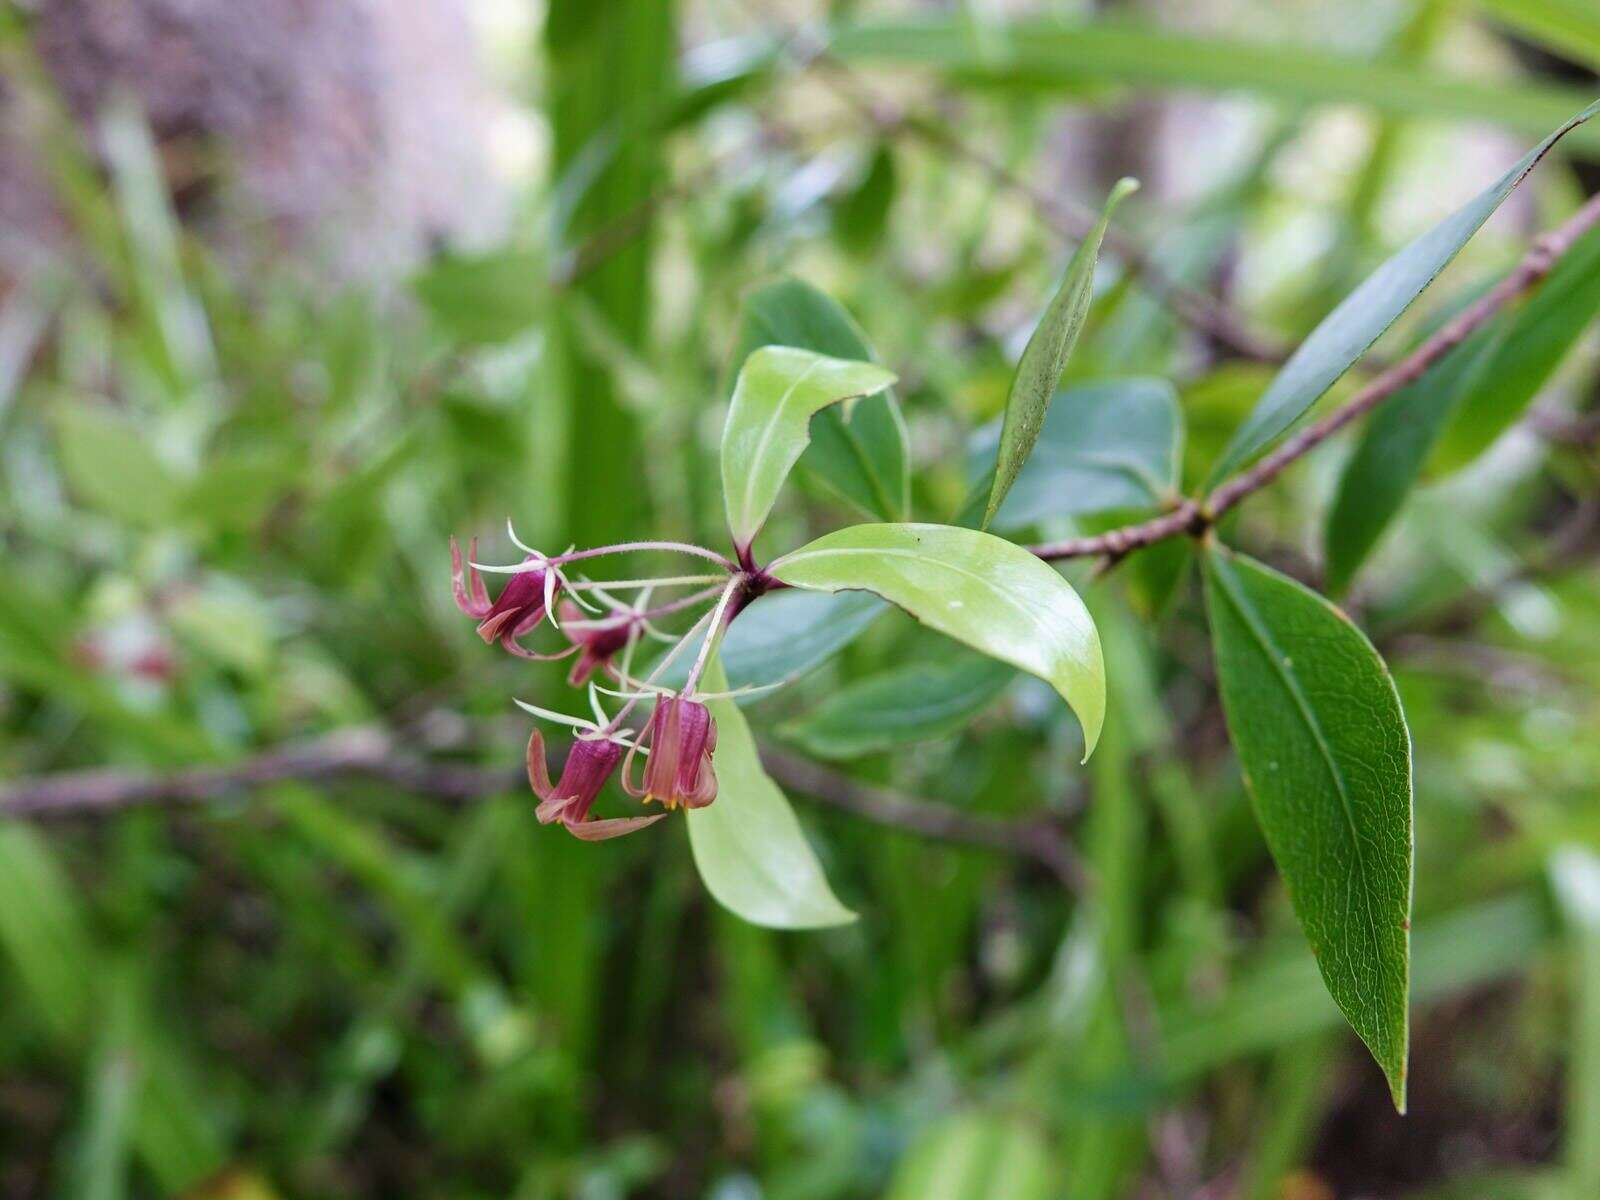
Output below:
[799,47,1286,363]
[758,744,1090,892]
[0,728,1086,888]
[0,728,520,817]
[1030,190,1600,563]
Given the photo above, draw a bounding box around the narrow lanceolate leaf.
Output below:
[686,656,856,929]
[1325,324,1506,595]
[782,654,1015,760]
[983,178,1139,528]
[971,377,1182,530]
[884,1112,1053,1200]
[1432,218,1600,473]
[1206,98,1600,488]
[1549,846,1600,1194]
[729,277,911,523]
[771,523,1105,757]
[721,346,897,551]
[1202,545,1412,1110]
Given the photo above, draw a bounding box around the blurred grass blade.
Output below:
[546,0,676,547]
[71,974,142,1200]
[829,19,1600,147]
[1207,98,1600,486]
[982,179,1137,529]
[0,826,223,1189]
[1475,0,1600,72]
[1203,544,1412,1109]
[1550,846,1600,1196]
[727,277,911,522]
[686,656,856,929]
[781,653,1014,760]
[885,1112,1053,1200]
[1162,892,1544,1081]
[1325,324,1507,594]
[772,523,1105,757]
[100,99,217,395]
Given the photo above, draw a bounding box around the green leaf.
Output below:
[657,590,886,693]
[1474,0,1600,73]
[1324,325,1506,595]
[982,178,1138,529]
[1202,544,1412,1109]
[771,523,1104,757]
[1550,845,1600,1195]
[835,142,897,253]
[54,404,184,526]
[721,346,897,550]
[829,19,1600,148]
[782,653,1015,760]
[1205,98,1600,488]
[411,251,544,346]
[1432,219,1600,473]
[884,1112,1053,1200]
[685,655,856,929]
[728,277,910,524]
[971,377,1181,530]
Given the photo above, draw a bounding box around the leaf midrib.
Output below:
[778,545,1066,662]
[1208,552,1386,984]
[739,355,825,533]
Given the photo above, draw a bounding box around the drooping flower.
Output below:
[526,728,665,841]
[623,696,719,810]
[557,600,637,686]
[451,537,564,655]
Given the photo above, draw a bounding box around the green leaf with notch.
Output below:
[771,523,1104,757]
[971,377,1181,530]
[782,653,1015,760]
[1202,543,1412,1110]
[686,655,857,929]
[1206,98,1600,488]
[721,346,897,551]
[982,178,1138,528]
[728,277,910,524]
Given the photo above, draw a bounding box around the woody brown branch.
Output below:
[0,725,1085,887]
[1030,188,1600,564]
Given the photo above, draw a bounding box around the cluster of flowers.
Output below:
[451,532,741,841]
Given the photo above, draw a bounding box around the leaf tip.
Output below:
[1108,176,1140,208]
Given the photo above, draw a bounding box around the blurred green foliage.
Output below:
[2,1,1600,1197]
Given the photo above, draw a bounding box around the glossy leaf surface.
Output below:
[1203,544,1413,1109]
[721,346,897,550]
[772,523,1104,756]
[728,277,910,523]
[685,656,856,929]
